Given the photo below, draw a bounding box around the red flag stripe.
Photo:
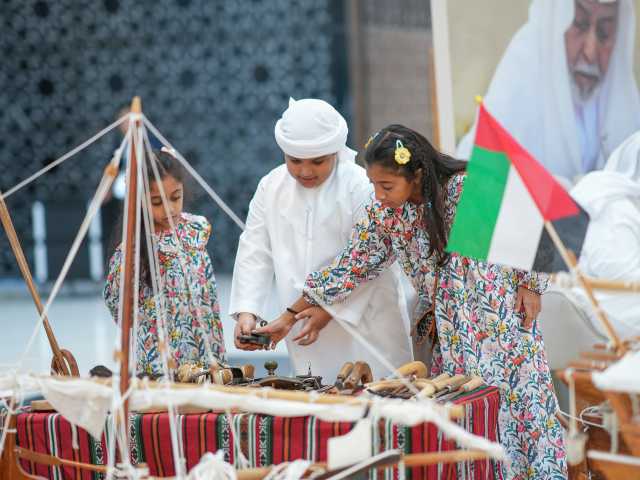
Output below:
[474,104,579,221]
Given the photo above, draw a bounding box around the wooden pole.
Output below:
[544,221,624,354]
[0,193,78,376]
[119,96,142,421]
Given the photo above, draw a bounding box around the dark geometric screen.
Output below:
[0,0,347,278]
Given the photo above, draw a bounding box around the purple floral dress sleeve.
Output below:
[304,203,396,306]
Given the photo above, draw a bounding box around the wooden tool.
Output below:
[395,361,428,379]
[461,376,484,392]
[431,374,467,392]
[343,361,373,391]
[434,375,470,397]
[0,191,79,377]
[334,362,354,390]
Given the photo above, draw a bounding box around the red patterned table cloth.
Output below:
[15,386,501,479]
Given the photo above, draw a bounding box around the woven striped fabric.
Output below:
[15,386,500,480]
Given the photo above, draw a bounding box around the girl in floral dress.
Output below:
[104,149,226,379]
[261,125,567,479]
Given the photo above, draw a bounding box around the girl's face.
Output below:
[285,153,337,188]
[149,175,184,231]
[366,164,422,209]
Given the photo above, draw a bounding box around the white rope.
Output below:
[105,393,120,480]
[0,397,17,459]
[142,116,246,230]
[1,115,127,200]
[587,450,640,466]
[557,409,605,430]
[226,409,250,469]
[131,123,186,477]
[187,451,237,480]
[17,163,117,370]
[263,459,311,480]
[127,130,192,479]
[140,124,222,371]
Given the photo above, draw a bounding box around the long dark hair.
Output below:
[364,124,466,264]
[110,149,186,287]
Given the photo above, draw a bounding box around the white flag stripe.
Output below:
[487,167,544,270]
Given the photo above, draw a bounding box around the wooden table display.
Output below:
[11,386,500,480]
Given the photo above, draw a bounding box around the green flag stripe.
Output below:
[447,146,510,259]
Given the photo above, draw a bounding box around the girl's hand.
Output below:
[254,312,297,348]
[515,286,541,330]
[292,307,332,346]
[234,313,262,351]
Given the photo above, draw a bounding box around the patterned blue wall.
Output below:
[0,0,348,277]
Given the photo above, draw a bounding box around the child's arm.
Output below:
[229,178,276,345]
[303,202,396,307]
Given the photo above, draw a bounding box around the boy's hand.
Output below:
[234,313,262,350]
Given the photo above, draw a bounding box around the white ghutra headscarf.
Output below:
[274,98,357,163]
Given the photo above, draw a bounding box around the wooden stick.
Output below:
[235,449,491,480]
[0,191,78,377]
[583,276,640,293]
[543,221,624,354]
[14,446,108,474]
[552,272,640,293]
[120,96,142,424]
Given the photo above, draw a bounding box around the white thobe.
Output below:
[571,172,640,339]
[229,162,414,382]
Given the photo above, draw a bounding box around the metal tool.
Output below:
[238,320,271,347]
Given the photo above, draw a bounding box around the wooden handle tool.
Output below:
[335,362,354,390]
[395,361,428,379]
[461,376,484,392]
[432,374,468,392]
[343,361,373,390]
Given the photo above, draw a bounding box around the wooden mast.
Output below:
[119,96,142,418]
[0,193,79,376]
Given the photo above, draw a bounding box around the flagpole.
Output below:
[543,221,625,354]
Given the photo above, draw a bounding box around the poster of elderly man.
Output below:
[448,0,640,186]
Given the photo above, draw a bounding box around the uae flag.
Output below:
[446,104,589,273]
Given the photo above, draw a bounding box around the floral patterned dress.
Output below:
[304,174,567,480]
[104,212,226,378]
